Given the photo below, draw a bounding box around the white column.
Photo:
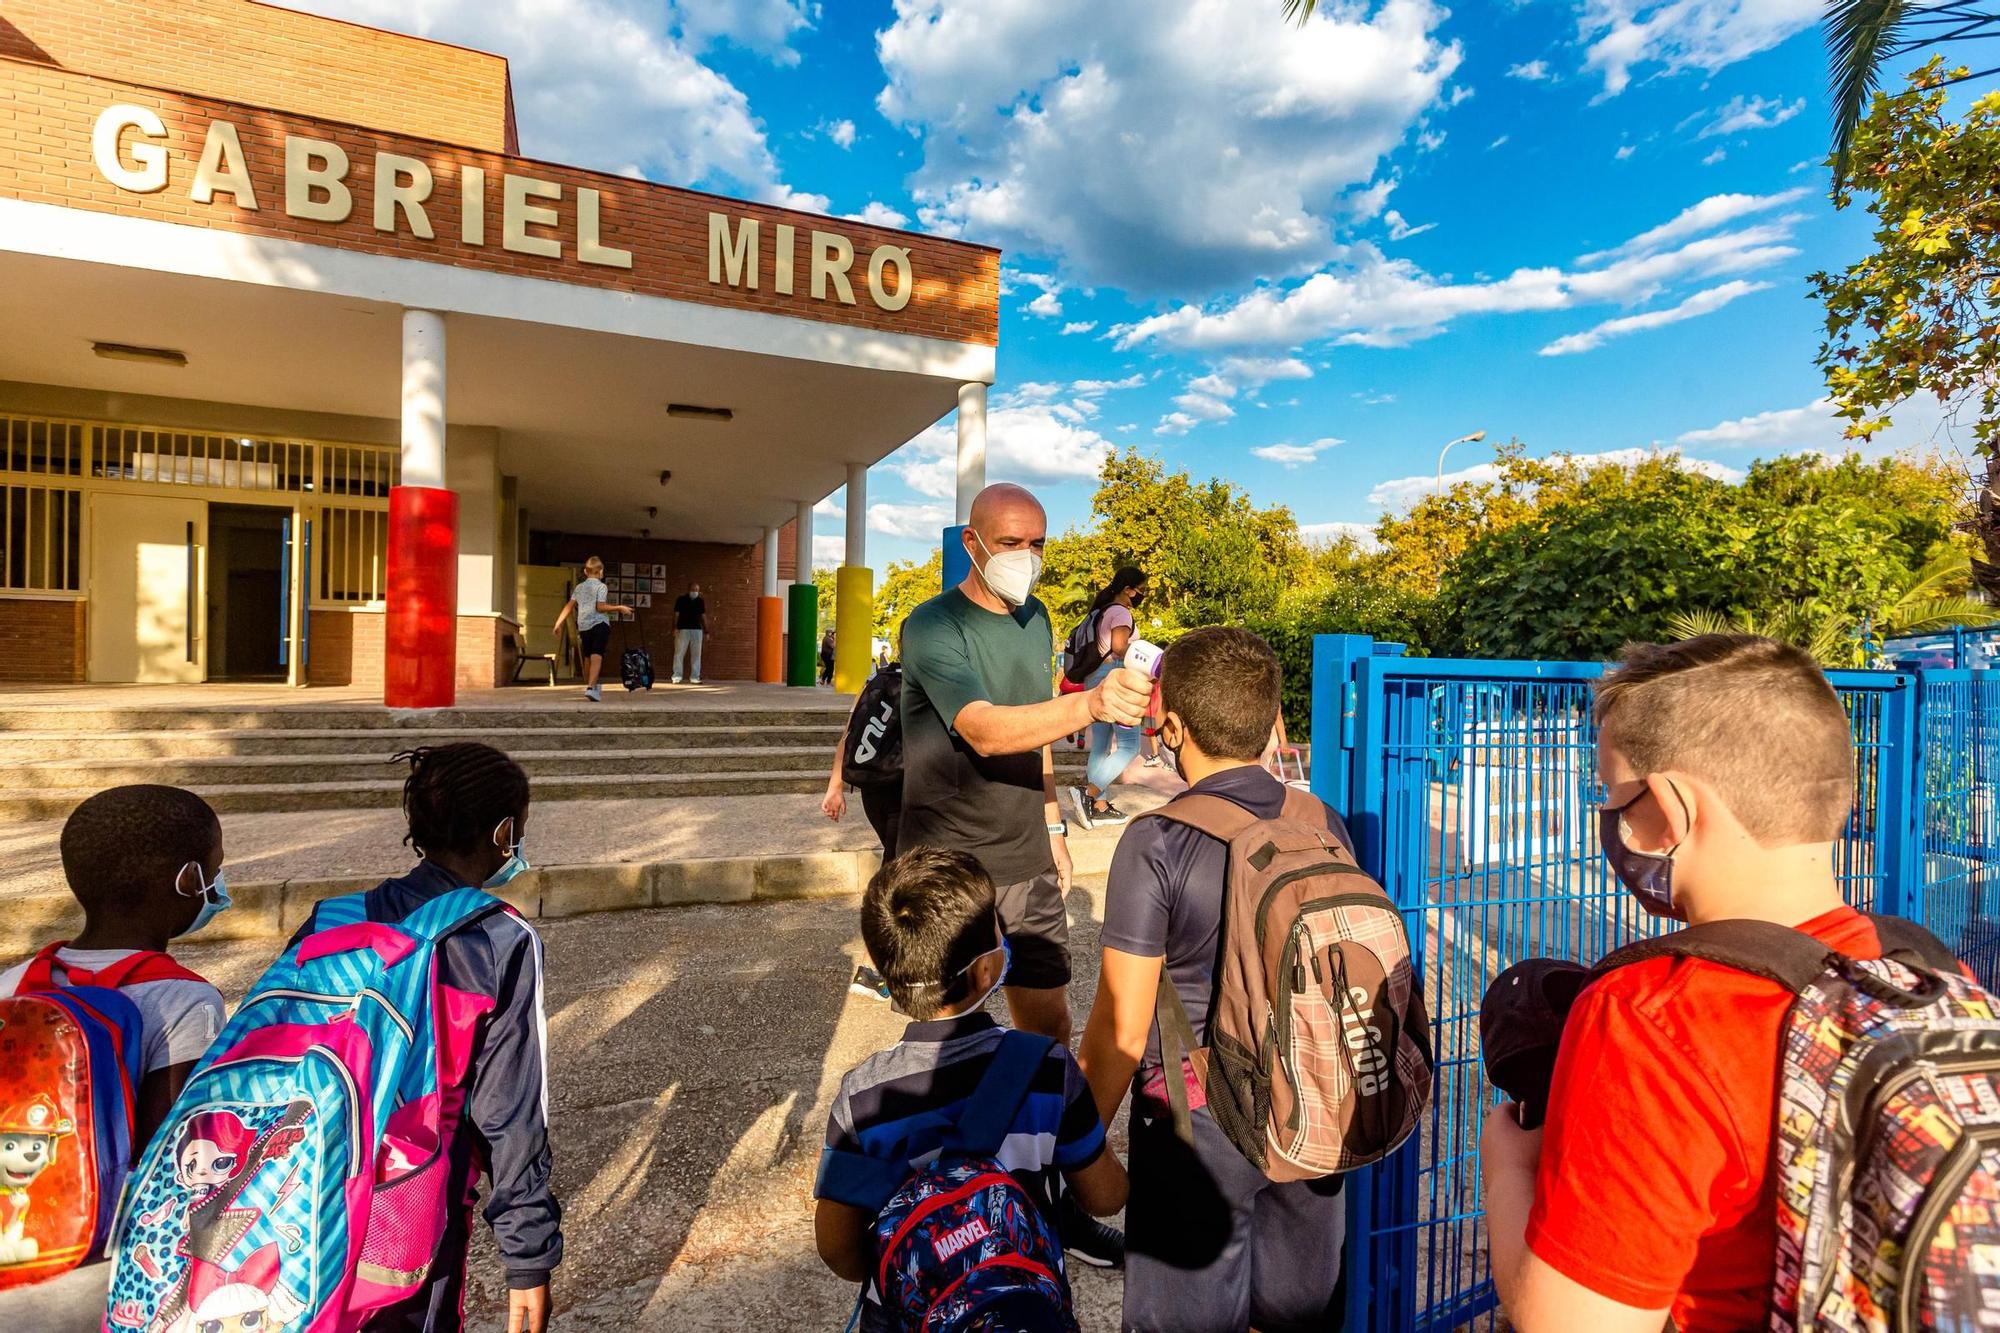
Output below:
[845,463,867,568]
[763,524,781,597]
[400,309,446,490]
[795,498,815,583]
[955,381,987,523]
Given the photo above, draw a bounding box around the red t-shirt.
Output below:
[1524,906,1886,1330]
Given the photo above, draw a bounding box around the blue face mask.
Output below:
[485,818,530,890]
[176,863,231,937]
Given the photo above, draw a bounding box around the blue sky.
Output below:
[291,0,1995,569]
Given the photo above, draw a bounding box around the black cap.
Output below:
[1481,958,1590,1128]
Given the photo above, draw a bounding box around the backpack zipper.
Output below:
[1252,865,1374,948]
[192,1047,366,1176]
[1271,890,1411,1109]
[241,986,415,1042]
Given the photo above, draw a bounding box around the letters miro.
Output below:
[87,104,921,311]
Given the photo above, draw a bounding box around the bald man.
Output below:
[899,485,1151,1037]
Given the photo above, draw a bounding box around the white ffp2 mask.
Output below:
[972,531,1042,607]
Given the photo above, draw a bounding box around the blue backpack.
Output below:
[103,887,502,1333]
[870,1032,1078,1333]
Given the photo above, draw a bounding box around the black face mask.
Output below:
[1599,780,1692,920]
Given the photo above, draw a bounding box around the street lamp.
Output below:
[1433,430,1488,588]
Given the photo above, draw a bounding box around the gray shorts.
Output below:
[994,870,1070,989]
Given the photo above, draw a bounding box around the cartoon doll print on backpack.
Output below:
[0,945,204,1290]
[103,886,505,1333]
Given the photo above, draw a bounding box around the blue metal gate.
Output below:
[1306,634,1963,1331]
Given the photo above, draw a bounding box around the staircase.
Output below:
[0,700,1092,820]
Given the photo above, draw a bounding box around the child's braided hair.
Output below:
[391,743,530,857]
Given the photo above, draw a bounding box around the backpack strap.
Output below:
[945,1030,1056,1158]
[18,943,203,992]
[1138,793,1263,844]
[1865,914,1962,974]
[398,887,507,945]
[1591,920,1835,994]
[1155,971,1205,1150]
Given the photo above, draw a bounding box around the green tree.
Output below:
[874,549,942,641]
[1812,62,2000,587]
[1825,3,2000,176]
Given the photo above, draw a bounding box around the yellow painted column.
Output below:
[834,565,873,693]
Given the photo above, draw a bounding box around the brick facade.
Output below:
[311,609,511,692]
[0,596,85,682]
[0,61,1000,347]
[0,0,516,152]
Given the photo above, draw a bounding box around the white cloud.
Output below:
[1368,449,1743,512]
[1539,279,1772,356]
[1489,134,1510,150]
[1702,147,1727,166]
[1615,144,1636,160]
[1353,391,1397,405]
[1675,392,1963,454]
[1172,392,1236,422]
[815,496,845,518]
[1385,209,1438,241]
[1155,412,1200,437]
[1698,93,1805,138]
[1581,0,1822,98]
[1156,356,1312,435]
[876,0,1461,294]
[1115,198,1801,354]
[868,501,955,539]
[1789,158,1814,173]
[673,0,812,61]
[1577,187,1805,264]
[1026,291,1064,318]
[812,533,847,564]
[288,0,826,209]
[888,377,1137,494]
[1061,320,1098,335]
[845,201,911,228]
[824,118,858,149]
[1253,437,1344,468]
[1300,520,1383,552]
[1507,59,1551,81]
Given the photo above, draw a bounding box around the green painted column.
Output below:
[787,582,818,686]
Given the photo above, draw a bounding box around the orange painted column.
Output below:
[756,595,783,683]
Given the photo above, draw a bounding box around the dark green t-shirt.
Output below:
[899,587,1055,885]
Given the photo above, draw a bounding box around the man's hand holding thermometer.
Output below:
[1090,638,1160,728]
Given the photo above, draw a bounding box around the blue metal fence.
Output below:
[1307,635,1994,1331]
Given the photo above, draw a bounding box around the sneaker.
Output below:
[1058,1196,1125,1269]
[1142,754,1163,768]
[670,675,683,684]
[1068,786,1095,830]
[585,686,602,702]
[1089,800,1131,827]
[849,965,891,1002]
[691,676,701,684]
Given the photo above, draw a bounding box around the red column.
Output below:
[384,484,458,708]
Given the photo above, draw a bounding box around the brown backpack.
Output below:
[1145,788,1432,1181]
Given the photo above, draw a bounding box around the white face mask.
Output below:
[972,530,1043,608]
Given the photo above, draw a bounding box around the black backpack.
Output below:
[845,664,903,785]
[1062,610,1106,685]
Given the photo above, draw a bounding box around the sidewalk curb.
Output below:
[0,835,1123,954]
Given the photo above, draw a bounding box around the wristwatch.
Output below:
[1047,821,1069,837]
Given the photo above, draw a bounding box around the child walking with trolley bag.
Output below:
[104,743,561,1333]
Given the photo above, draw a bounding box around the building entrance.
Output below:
[207,504,287,681]
[86,492,206,683]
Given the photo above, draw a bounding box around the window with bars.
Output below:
[2,484,83,592]
[317,505,388,604]
[97,426,315,491]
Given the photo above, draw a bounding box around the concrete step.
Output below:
[0,703,852,734]
[17,746,847,787]
[0,770,841,820]
[0,724,846,761]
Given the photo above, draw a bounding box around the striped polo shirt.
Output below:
[814,1010,1106,1218]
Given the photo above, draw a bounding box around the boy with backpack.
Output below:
[1077,627,1429,1333]
[813,846,1127,1330]
[1482,635,1985,1331]
[103,743,561,1333]
[0,786,229,1317]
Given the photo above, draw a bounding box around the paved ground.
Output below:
[160,878,1135,1332]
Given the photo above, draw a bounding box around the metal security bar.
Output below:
[316,504,388,604]
[1314,636,1923,1332]
[1915,669,2000,988]
[1,483,83,592]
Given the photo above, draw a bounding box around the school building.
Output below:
[0,0,999,704]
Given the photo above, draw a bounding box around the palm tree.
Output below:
[1826,2,2000,178]
[1667,549,1997,666]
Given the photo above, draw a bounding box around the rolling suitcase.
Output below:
[621,643,654,691]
